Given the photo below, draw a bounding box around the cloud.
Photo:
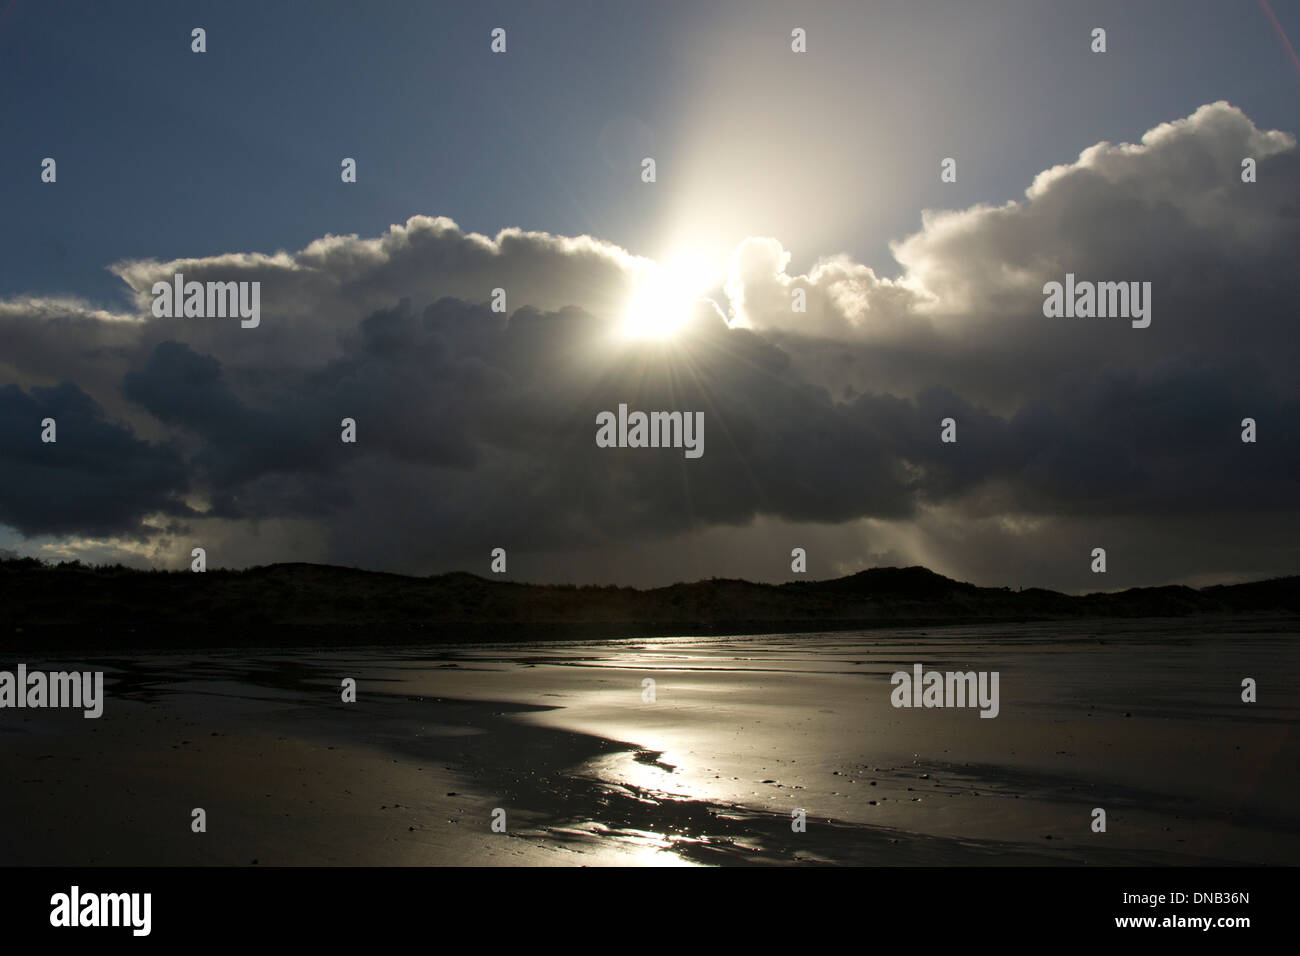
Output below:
[0,102,1297,587]
[0,381,190,537]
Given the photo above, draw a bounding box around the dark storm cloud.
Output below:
[0,381,189,536]
[0,102,1296,584]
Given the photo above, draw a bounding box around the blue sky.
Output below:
[3,0,1297,305]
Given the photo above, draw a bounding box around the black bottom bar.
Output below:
[4,865,1280,942]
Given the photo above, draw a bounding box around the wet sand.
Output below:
[2,619,1297,865]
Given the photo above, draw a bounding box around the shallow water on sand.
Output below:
[3,619,1297,865]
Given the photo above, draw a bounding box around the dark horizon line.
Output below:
[4,552,1297,597]
[4,555,1299,652]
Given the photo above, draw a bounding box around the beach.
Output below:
[2,619,1296,866]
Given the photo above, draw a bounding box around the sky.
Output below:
[1,0,1299,592]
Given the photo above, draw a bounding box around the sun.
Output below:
[623,275,695,340]
[620,253,717,341]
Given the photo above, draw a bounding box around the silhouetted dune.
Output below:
[1,557,1297,650]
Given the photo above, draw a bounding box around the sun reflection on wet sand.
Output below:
[4,623,1296,865]
[380,624,1300,864]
